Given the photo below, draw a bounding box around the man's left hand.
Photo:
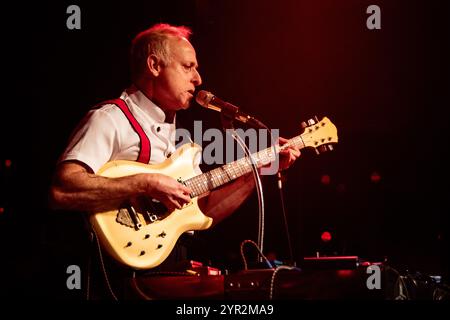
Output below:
[278,137,301,171]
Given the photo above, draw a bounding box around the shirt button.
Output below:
[156,126,161,132]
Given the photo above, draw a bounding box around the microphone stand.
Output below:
[220,111,268,265]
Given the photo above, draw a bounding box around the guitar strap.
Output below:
[99,98,151,164]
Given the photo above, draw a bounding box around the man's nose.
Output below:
[192,69,202,86]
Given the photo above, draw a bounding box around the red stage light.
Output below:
[321,231,332,242]
[321,174,330,185]
[337,270,353,278]
[371,171,381,183]
[5,159,12,168]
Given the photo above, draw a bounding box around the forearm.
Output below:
[198,173,255,226]
[50,165,149,212]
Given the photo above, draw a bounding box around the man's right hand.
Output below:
[145,173,192,212]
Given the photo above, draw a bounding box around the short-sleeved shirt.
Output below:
[59,87,197,173]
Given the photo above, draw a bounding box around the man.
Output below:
[49,23,300,298]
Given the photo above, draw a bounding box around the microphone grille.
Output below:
[195,90,214,107]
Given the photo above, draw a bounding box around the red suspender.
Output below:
[99,98,151,164]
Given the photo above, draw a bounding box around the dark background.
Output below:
[1,0,449,299]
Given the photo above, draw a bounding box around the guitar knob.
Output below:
[300,121,308,129]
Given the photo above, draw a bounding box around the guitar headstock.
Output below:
[300,116,338,154]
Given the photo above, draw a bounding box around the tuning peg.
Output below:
[314,115,320,123]
[300,121,308,129]
[307,119,316,126]
[315,144,335,156]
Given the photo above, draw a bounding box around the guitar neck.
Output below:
[184,135,305,198]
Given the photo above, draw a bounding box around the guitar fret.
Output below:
[212,169,221,187]
[236,159,243,176]
[194,175,205,196]
[188,176,199,197]
[217,168,226,186]
[195,176,202,196]
[194,176,203,197]
[216,167,228,185]
[211,169,220,189]
[233,163,239,178]
[241,158,249,174]
[224,167,231,182]
[229,164,235,178]
[218,168,226,185]
[193,176,200,197]
[234,161,241,176]
[223,165,231,180]
[202,174,210,193]
[228,164,237,179]
[209,169,217,189]
[210,169,217,189]
[224,165,233,181]
[184,179,193,196]
[226,164,233,179]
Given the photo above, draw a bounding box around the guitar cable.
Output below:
[92,228,119,301]
[268,265,302,299]
[240,239,272,270]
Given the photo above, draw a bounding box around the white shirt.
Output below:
[60,87,185,174]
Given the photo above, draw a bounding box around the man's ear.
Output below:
[147,54,163,77]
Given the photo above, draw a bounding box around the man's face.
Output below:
[153,37,202,112]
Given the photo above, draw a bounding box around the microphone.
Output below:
[195,90,265,128]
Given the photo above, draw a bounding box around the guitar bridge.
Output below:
[116,206,142,230]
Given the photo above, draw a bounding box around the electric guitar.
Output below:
[90,116,338,269]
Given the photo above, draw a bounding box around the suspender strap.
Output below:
[100,98,151,164]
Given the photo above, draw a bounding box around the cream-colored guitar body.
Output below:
[89,143,212,270]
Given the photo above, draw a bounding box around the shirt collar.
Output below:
[124,86,173,124]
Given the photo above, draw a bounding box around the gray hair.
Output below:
[130,23,192,81]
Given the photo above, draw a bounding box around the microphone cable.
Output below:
[227,128,266,261]
[259,123,295,267]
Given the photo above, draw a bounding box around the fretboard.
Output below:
[184,135,305,198]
